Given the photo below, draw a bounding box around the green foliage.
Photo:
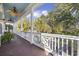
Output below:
[17,20,21,32]
[22,18,30,32]
[1,32,14,44]
[54,22,64,34]
[59,11,76,30]
[55,3,72,12]
[34,18,52,33]
[56,4,79,35]
[46,3,79,35]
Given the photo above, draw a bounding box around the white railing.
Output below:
[33,33,79,56]
[13,30,79,56]
[14,31,32,43]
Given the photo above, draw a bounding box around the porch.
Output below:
[0,3,79,56]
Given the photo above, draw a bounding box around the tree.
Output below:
[59,11,76,30]
[34,18,52,33]
[54,22,64,34]
[17,20,21,32]
[55,3,72,12]
[47,12,60,33]
[22,18,30,32]
[48,4,76,34]
[55,3,79,24]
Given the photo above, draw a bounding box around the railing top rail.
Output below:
[41,33,79,40]
[14,31,79,40]
[20,32,41,34]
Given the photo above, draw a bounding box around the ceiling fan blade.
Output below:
[9,12,21,16]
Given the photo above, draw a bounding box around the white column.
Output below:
[62,38,63,56]
[30,7,33,44]
[2,22,5,35]
[71,40,74,56]
[66,39,68,56]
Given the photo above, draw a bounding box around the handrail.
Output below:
[41,33,79,40]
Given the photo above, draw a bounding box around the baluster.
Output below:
[62,38,63,56]
[77,40,79,56]
[54,37,57,55]
[58,38,59,55]
[71,40,74,56]
[66,39,68,56]
[53,37,55,54]
[52,37,53,51]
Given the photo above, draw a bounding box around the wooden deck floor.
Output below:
[0,34,52,56]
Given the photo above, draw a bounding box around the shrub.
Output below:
[1,32,14,44]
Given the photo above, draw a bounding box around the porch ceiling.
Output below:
[3,3,30,21]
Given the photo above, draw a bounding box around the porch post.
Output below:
[30,7,33,44]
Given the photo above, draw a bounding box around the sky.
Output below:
[27,3,56,19]
[35,3,55,12]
